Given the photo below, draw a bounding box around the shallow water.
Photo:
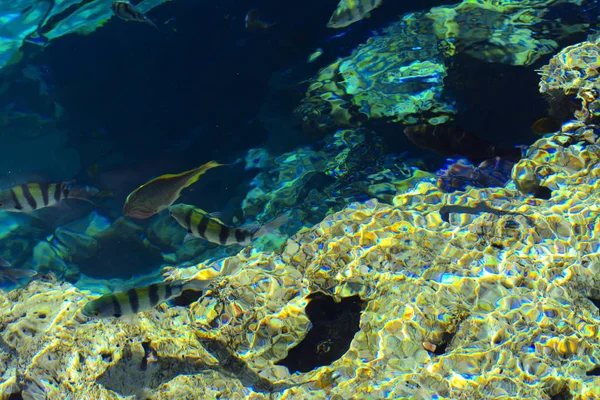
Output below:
[0,0,599,398]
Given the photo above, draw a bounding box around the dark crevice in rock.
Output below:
[587,297,600,310]
[140,341,155,371]
[550,386,573,400]
[430,331,455,356]
[586,365,600,376]
[533,186,552,200]
[276,293,365,373]
[170,289,204,307]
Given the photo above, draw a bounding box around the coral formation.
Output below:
[539,34,600,123]
[4,9,600,400]
[296,0,598,135]
[2,119,600,398]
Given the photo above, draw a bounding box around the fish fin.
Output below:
[55,201,73,211]
[208,211,222,219]
[146,18,160,31]
[0,258,10,267]
[186,160,225,187]
[182,278,213,292]
[252,212,290,239]
[24,211,50,225]
[243,222,260,232]
[183,233,199,243]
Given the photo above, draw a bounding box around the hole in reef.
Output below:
[170,289,204,307]
[586,365,600,376]
[550,386,573,400]
[101,352,113,363]
[276,293,364,373]
[588,297,600,310]
[7,393,23,400]
[140,340,155,371]
[429,331,454,356]
[533,186,552,200]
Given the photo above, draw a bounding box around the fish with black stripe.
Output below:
[111,1,158,29]
[327,0,383,28]
[169,203,289,246]
[82,279,211,319]
[0,182,99,213]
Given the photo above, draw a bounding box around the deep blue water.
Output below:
[0,0,597,286]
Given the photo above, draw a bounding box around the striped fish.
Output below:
[169,203,289,246]
[0,182,99,213]
[123,160,224,219]
[82,279,211,319]
[327,0,383,28]
[111,1,158,29]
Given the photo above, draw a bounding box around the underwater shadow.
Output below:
[96,341,211,396]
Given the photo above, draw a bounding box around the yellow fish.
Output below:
[123,161,223,219]
[327,0,383,29]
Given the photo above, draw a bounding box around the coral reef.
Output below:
[2,118,600,398]
[241,128,425,227]
[539,34,600,123]
[294,16,454,133]
[5,13,600,400]
[296,0,598,135]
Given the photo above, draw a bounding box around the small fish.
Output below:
[0,182,99,213]
[82,279,211,319]
[245,9,276,30]
[327,0,383,29]
[169,203,289,246]
[0,258,37,285]
[111,1,158,29]
[307,48,324,63]
[439,202,522,223]
[531,117,562,136]
[123,161,223,219]
[323,28,351,43]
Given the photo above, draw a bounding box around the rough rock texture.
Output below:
[5,28,600,400]
[539,34,600,123]
[2,117,600,398]
[296,0,598,134]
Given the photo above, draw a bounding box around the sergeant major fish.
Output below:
[123,160,223,219]
[111,1,158,29]
[82,279,211,319]
[169,203,289,246]
[0,182,99,213]
[327,0,383,29]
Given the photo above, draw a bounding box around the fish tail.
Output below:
[187,160,225,186]
[63,183,100,203]
[252,212,290,239]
